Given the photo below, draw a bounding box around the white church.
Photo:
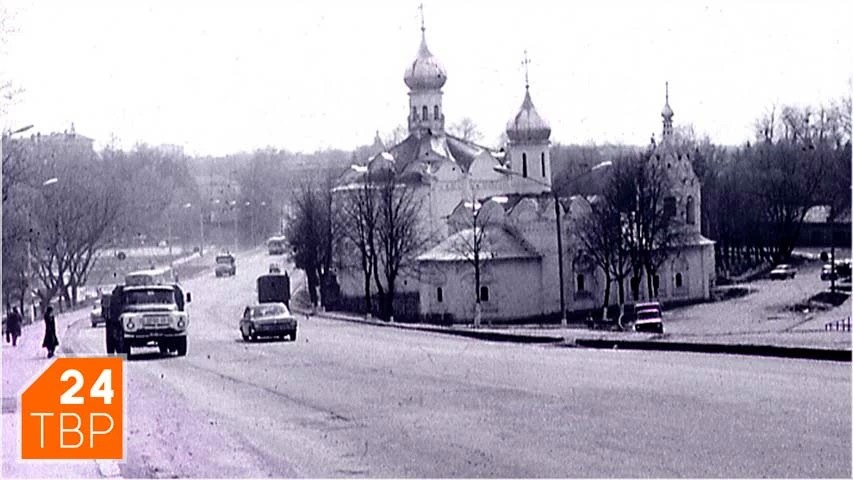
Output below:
[332,15,715,323]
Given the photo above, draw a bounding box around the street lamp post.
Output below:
[228,200,238,252]
[27,177,60,320]
[494,161,611,327]
[245,201,253,246]
[183,203,204,256]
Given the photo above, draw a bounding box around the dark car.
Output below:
[215,253,236,277]
[821,264,839,281]
[90,304,105,327]
[634,305,664,334]
[239,303,297,342]
[822,261,852,281]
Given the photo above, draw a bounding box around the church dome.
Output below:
[506,89,551,143]
[661,101,674,119]
[404,34,447,90]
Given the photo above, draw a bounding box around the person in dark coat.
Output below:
[42,306,59,358]
[6,307,22,346]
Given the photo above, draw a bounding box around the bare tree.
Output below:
[371,171,428,321]
[448,117,483,143]
[574,194,630,318]
[612,152,685,299]
[336,171,379,314]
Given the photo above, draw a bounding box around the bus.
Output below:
[267,236,286,255]
[125,267,174,286]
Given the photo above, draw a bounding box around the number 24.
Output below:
[59,369,114,405]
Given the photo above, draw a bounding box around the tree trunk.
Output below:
[645,267,654,300]
[473,256,481,328]
[362,266,372,314]
[306,267,319,307]
[602,270,612,319]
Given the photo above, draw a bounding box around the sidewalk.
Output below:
[1,309,106,478]
[295,302,851,362]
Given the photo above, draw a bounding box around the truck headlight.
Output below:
[177,318,185,329]
[125,318,135,330]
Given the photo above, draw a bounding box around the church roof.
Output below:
[417,226,541,262]
[673,231,715,247]
[506,89,551,143]
[403,32,447,91]
[385,131,495,175]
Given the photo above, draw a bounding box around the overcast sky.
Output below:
[2,0,851,155]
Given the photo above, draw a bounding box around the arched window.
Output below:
[675,273,683,288]
[436,287,443,303]
[480,286,490,302]
[522,153,528,178]
[434,105,439,120]
[411,106,417,120]
[576,274,585,292]
[686,196,696,225]
[540,152,546,177]
[422,106,428,121]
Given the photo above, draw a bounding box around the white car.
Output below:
[769,264,797,280]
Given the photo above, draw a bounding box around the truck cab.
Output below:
[106,284,191,356]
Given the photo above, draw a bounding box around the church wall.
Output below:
[419,259,544,323]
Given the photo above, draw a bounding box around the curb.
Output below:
[293,307,564,344]
[573,338,852,362]
[298,306,852,361]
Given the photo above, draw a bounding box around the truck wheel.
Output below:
[288,329,297,342]
[118,339,131,357]
[106,331,115,354]
[175,336,187,356]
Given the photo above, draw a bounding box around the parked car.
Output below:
[837,260,853,279]
[239,303,297,342]
[634,303,664,334]
[90,304,106,327]
[215,253,236,277]
[821,264,839,281]
[769,264,797,280]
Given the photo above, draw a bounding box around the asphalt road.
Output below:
[61,249,851,478]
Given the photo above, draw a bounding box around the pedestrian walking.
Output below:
[6,307,23,346]
[42,306,59,358]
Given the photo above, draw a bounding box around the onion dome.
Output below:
[506,89,551,143]
[404,33,447,90]
[661,100,674,119]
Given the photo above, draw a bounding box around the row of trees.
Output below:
[2,132,201,315]
[704,101,851,272]
[574,151,685,316]
[284,165,429,321]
